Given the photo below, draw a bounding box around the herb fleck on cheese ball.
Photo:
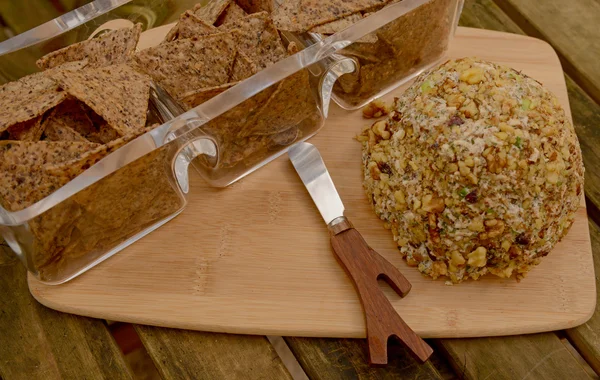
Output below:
[359,58,584,283]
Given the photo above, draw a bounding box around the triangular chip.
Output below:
[36,24,142,70]
[309,13,362,34]
[222,13,286,69]
[7,116,45,141]
[43,112,89,142]
[0,141,100,211]
[0,140,100,167]
[239,69,312,137]
[236,0,274,14]
[49,64,151,136]
[273,0,390,32]
[216,1,248,25]
[0,163,71,212]
[193,0,233,25]
[45,125,157,178]
[166,10,219,42]
[86,123,121,144]
[134,32,237,97]
[178,82,239,109]
[178,11,219,39]
[0,71,67,132]
[48,98,97,137]
[230,50,259,82]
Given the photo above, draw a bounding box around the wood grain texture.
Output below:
[28,28,595,339]
[134,325,291,380]
[285,337,443,380]
[0,242,132,380]
[566,218,600,375]
[436,334,591,380]
[493,0,600,105]
[329,225,432,364]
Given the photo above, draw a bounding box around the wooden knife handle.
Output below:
[329,218,433,365]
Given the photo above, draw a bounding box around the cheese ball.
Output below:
[360,58,584,283]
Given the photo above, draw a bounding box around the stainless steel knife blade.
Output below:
[288,142,345,225]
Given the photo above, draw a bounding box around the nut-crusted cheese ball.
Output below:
[359,58,584,283]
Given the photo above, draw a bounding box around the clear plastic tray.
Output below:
[325,0,464,109]
[0,0,461,284]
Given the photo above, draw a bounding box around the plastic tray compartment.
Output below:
[0,0,451,283]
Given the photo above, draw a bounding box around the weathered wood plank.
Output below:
[285,337,443,379]
[493,0,600,105]
[566,218,600,375]
[135,325,292,380]
[0,242,132,380]
[436,335,591,380]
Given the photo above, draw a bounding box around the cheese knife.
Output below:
[288,142,433,365]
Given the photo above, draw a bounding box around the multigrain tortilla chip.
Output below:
[48,98,97,137]
[0,71,67,132]
[217,1,248,25]
[45,125,157,178]
[0,164,70,212]
[0,140,100,167]
[36,24,142,70]
[178,82,239,109]
[193,0,233,25]
[175,11,218,40]
[134,32,237,97]
[309,13,362,34]
[230,50,259,81]
[223,13,286,68]
[0,140,100,211]
[236,0,274,14]
[202,83,277,143]
[7,117,45,141]
[86,123,120,144]
[239,69,311,136]
[273,0,390,32]
[49,64,150,136]
[43,114,89,142]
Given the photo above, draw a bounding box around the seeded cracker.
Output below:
[0,141,100,211]
[49,64,151,136]
[37,24,142,70]
[134,32,237,97]
[273,0,389,32]
[222,12,286,69]
[217,1,248,25]
[44,98,96,138]
[240,69,311,137]
[166,10,218,42]
[7,117,45,141]
[230,50,259,82]
[43,113,89,142]
[193,0,233,25]
[236,0,274,14]
[0,72,66,132]
[309,13,362,34]
[45,125,158,179]
[178,82,239,109]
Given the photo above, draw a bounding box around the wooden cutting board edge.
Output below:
[27,27,596,339]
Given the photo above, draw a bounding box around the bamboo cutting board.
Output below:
[28,28,595,338]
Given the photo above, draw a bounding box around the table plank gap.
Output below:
[284,337,444,379]
[134,325,292,380]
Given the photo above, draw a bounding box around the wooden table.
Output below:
[2,1,600,379]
